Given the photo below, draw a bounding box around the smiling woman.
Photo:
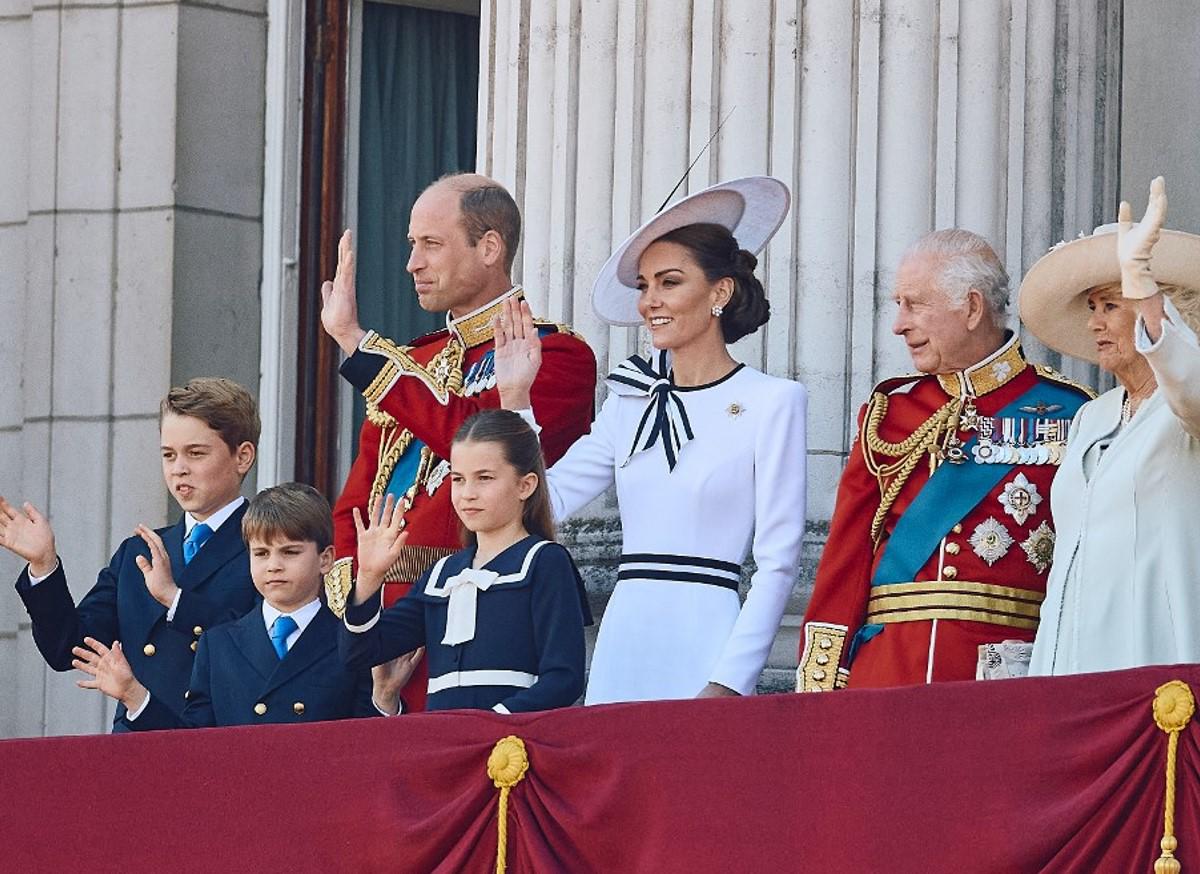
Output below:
[496,177,809,704]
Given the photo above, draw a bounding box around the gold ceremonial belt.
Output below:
[866,580,1045,631]
[385,545,457,584]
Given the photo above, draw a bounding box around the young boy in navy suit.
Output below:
[0,378,261,731]
[73,483,418,727]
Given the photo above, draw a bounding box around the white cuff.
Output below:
[344,608,382,634]
[125,691,151,721]
[514,408,542,435]
[165,588,183,622]
[27,559,60,585]
[373,696,403,716]
[492,703,511,714]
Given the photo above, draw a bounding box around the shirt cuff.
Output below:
[492,703,512,714]
[26,559,60,585]
[373,696,406,716]
[165,588,183,622]
[125,691,151,721]
[514,408,542,434]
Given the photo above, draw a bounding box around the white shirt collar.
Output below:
[185,495,246,535]
[262,598,323,652]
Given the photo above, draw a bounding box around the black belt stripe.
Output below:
[617,568,740,591]
[620,553,742,574]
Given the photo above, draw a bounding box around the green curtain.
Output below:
[354,2,479,432]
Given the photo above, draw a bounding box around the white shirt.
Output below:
[261,598,322,653]
[27,495,247,593]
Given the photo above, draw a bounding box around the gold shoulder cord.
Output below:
[861,392,964,546]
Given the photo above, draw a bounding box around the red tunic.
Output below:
[327,290,597,709]
[797,338,1093,691]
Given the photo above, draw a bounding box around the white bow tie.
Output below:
[441,567,501,646]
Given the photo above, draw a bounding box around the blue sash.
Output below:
[871,379,1086,587]
[385,438,426,500]
[846,379,1084,663]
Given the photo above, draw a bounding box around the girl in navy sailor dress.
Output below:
[340,410,590,713]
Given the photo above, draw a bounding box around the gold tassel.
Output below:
[1153,681,1196,873]
[487,736,529,874]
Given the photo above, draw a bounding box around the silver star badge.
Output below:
[970,518,1015,566]
[998,473,1042,525]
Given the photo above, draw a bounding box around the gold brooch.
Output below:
[727,403,745,418]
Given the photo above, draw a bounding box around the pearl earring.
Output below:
[711,304,724,317]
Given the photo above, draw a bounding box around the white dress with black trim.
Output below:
[545,352,808,703]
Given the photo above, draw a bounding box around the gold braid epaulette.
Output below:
[1033,363,1098,400]
[861,392,962,546]
[365,403,396,429]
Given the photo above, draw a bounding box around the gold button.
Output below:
[819,638,832,650]
[943,566,958,579]
[952,523,963,534]
[254,703,267,716]
[143,644,156,657]
[190,641,198,652]
[193,626,203,636]
[293,702,305,715]
[812,669,826,682]
[945,542,961,555]
[816,654,830,666]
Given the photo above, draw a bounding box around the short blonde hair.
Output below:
[160,378,260,452]
[242,483,333,550]
[1162,284,1200,334]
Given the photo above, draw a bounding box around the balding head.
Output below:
[425,173,522,273]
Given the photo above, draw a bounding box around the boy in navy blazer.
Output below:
[0,378,261,731]
[73,483,417,727]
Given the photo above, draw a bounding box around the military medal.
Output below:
[998,473,1042,524]
[1021,521,1056,573]
[970,518,1014,565]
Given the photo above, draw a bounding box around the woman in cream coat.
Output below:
[1020,177,1200,675]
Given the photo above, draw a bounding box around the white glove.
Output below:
[1117,175,1167,300]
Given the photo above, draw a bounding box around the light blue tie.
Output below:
[269,615,298,660]
[183,522,214,564]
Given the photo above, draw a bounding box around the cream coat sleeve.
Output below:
[708,380,808,695]
[1136,296,1200,439]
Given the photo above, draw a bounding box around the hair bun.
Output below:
[732,248,758,274]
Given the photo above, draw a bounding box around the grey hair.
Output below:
[905,229,1010,319]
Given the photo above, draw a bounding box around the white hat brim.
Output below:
[591,176,791,326]
[1018,228,1200,363]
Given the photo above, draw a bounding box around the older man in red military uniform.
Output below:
[321,173,596,710]
[797,229,1093,692]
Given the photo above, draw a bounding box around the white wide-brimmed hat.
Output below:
[591,176,791,326]
[1018,224,1200,363]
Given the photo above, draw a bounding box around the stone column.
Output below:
[0,0,267,737]
[476,0,1123,685]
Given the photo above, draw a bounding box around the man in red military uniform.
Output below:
[797,229,1093,691]
[321,173,597,710]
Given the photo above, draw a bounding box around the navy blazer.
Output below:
[341,536,587,713]
[14,503,257,730]
[126,603,376,729]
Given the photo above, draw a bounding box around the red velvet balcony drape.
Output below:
[4,664,1198,873]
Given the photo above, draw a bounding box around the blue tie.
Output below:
[183,522,214,564]
[269,615,298,660]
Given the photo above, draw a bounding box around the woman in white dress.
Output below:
[495,177,807,703]
[1019,177,1200,675]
